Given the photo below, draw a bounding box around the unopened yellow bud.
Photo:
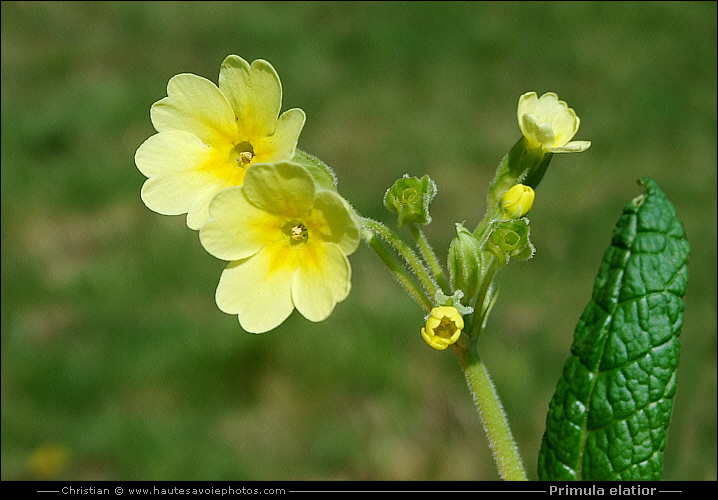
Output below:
[500,184,535,219]
[421,306,464,350]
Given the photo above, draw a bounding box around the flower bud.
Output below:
[500,184,535,219]
[384,174,437,226]
[484,92,589,215]
[421,306,464,350]
[517,92,591,154]
[447,223,483,302]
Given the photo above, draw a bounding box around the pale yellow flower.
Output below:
[517,92,591,153]
[199,162,360,333]
[500,184,535,219]
[421,306,464,350]
[135,55,306,229]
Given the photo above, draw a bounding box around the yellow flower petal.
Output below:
[309,190,361,255]
[551,107,579,145]
[200,187,283,261]
[219,56,282,139]
[292,242,351,322]
[136,130,244,229]
[254,107,306,163]
[517,92,538,128]
[521,113,555,148]
[135,130,212,181]
[534,92,561,119]
[243,161,316,216]
[135,131,217,215]
[547,141,591,153]
[215,242,297,333]
[151,73,237,146]
[136,56,306,230]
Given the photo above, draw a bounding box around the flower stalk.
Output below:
[453,341,527,481]
[361,228,433,312]
[409,224,451,295]
[359,217,440,301]
[467,254,499,338]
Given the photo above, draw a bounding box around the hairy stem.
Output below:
[468,255,499,338]
[360,217,439,301]
[409,224,450,295]
[361,229,432,312]
[453,342,527,481]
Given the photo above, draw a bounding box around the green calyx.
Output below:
[384,174,437,226]
[486,219,535,266]
[485,136,552,218]
[291,149,338,191]
[448,223,484,303]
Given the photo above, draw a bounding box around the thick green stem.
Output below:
[360,217,439,301]
[453,342,527,481]
[409,224,450,295]
[361,229,432,312]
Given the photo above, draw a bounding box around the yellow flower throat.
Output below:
[283,220,308,247]
[436,317,457,339]
[231,141,255,167]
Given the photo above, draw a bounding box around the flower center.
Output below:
[436,317,457,340]
[283,220,308,247]
[230,141,255,168]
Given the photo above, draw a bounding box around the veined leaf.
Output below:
[537,178,690,480]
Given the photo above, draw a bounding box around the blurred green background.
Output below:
[2,1,715,481]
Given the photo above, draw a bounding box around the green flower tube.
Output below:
[448,223,483,303]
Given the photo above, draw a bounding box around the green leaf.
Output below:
[537,178,690,481]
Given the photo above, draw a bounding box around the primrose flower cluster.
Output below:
[136,55,359,333]
[416,91,590,350]
[136,55,591,350]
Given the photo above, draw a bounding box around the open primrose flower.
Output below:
[199,161,360,333]
[517,92,591,153]
[135,55,306,229]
